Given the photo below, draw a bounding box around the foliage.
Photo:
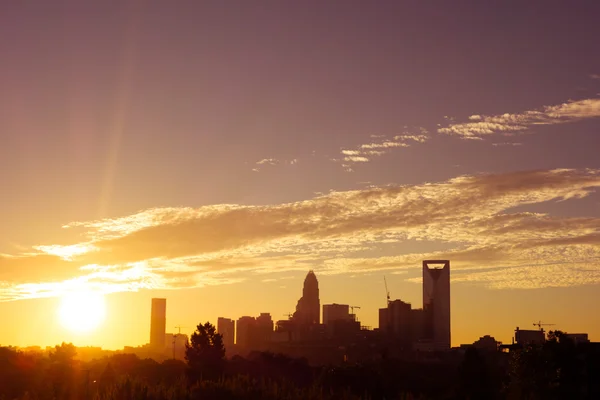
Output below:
[185,321,225,381]
[2,327,600,399]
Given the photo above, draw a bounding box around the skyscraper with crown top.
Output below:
[293,270,320,325]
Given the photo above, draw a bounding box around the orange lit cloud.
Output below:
[337,128,429,170]
[439,98,600,139]
[3,168,600,299]
[252,158,298,172]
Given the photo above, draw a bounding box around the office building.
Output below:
[256,313,274,348]
[423,260,451,350]
[217,317,235,349]
[565,333,589,344]
[165,333,189,359]
[150,298,167,349]
[471,335,499,352]
[378,307,389,332]
[514,327,545,345]
[236,316,256,349]
[323,304,352,325]
[293,270,320,325]
[388,300,412,343]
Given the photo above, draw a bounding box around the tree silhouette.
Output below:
[48,342,78,398]
[458,347,492,399]
[49,342,77,365]
[185,322,225,381]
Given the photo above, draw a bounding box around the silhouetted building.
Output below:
[150,298,166,349]
[468,335,499,352]
[165,333,188,359]
[565,333,590,344]
[235,314,273,350]
[256,313,274,348]
[323,304,352,325]
[273,319,294,342]
[217,317,235,349]
[236,316,256,349]
[410,308,427,343]
[378,307,389,332]
[423,260,451,350]
[293,270,320,325]
[514,327,545,345]
[388,300,412,344]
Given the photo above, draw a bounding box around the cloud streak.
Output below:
[252,158,298,172]
[439,98,600,139]
[3,168,600,299]
[337,128,429,170]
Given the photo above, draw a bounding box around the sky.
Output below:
[1,1,600,349]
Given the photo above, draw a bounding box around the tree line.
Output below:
[1,323,599,399]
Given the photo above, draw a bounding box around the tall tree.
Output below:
[185,322,225,381]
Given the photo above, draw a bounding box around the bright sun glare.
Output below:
[58,291,106,333]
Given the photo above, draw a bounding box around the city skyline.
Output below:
[1,1,600,349]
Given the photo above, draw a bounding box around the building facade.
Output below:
[217,317,236,349]
[150,298,167,349]
[323,304,352,325]
[236,316,256,349]
[422,260,451,350]
[514,327,545,345]
[256,313,274,348]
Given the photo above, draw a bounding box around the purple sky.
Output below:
[1,1,600,348]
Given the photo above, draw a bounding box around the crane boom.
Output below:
[384,276,390,305]
[533,321,555,330]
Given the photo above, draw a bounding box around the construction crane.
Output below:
[384,276,391,305]
[174,325,186,335]
[533,321,555,331]
[172,326,188,359]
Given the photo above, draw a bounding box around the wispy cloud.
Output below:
[252,158,298,172]
[590,74,600,80]
[256,158,279,165]
[337,128,429,170]
[439,98,600,139]
[360,141,410,149]
[343,156,370,163]
[492,142,523,147]
[3,168,600,299]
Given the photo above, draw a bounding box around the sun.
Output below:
[58,291,106,333]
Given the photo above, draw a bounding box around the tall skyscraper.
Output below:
[150,298,167,349]
[217,317,235,349]
[293,270,320,325]
[422,260,450,350]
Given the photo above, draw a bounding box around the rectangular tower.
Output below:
[422,260,450,350]
[323,304,351,325]
[217,317,236,349]
[150,298,167,349]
